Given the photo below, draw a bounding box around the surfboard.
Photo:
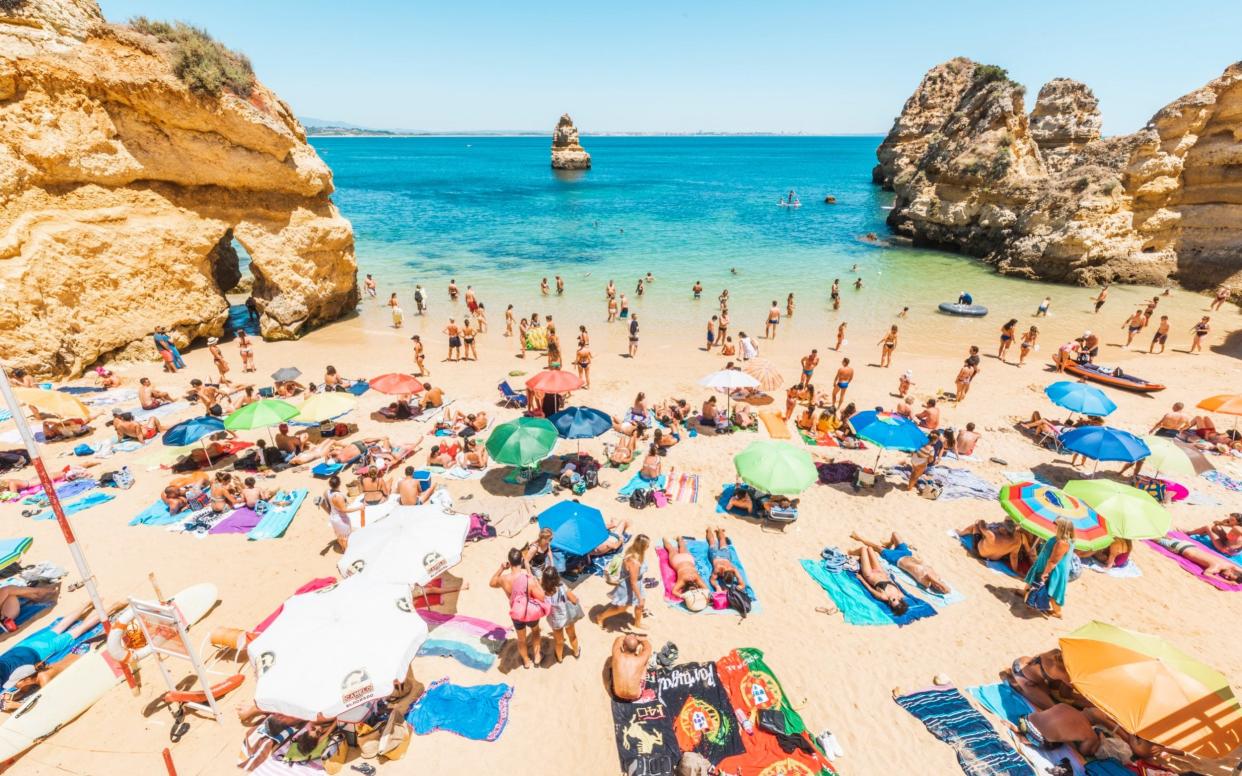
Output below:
[0,583,218,765]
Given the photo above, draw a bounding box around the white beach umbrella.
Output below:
[699,369,760,415]
[249,574,427,720]
[337,503,470,586]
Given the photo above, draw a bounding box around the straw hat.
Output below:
[682,588,709,612]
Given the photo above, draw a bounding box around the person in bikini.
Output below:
[1187,515,1242,555]
[662,537,709,606]
[851,532,949,595]
[209,471,242,513]
[1155,536,1242,582]
[847,543,908,616]
[358,466,390,506]
[877,325,898,367]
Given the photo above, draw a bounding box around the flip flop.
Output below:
[814,606,837,616]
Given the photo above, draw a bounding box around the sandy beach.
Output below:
[5,277,1242,776]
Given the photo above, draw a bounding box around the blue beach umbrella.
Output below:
[537,500,608,556]
[162,416,226,447]
[1045,382,1117,417]
[548,406,612,440]
[849,410,929,452]
[1060,426,1150,464]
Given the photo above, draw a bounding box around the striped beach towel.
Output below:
[894,686,1034,776]
[416,610,512,671]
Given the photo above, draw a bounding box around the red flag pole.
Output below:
[0,366,136,688]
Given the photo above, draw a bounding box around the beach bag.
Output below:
[465,513,495,542]
[564,594,586,625]
[917,477,942,500]
[1025,583,1052,613]
[628,488,651,509]
[725,583,751,618]
[603,553,625,586]
[508,574,551,621]
[711,591,728,610]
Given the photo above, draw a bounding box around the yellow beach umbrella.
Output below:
[1141,436,1213,479]
[742,359,784,392]
[1061,621,1242,756]
[295,392,356,423]
[11,387,91,421]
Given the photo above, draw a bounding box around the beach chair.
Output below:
[497,381,527,409]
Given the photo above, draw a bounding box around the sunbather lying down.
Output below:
[1188,515,1242,555]
[1155,537,1242,583]
[0,585,59,636]
[1009,702,1168,766]
[0,600,114,710]
[958,519,1033,572]
[847,544,907,616]
[662,537,708,606]
[851,532,948,595]
[1002,648,1086,711]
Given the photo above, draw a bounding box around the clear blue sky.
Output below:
[100,0,1241,135]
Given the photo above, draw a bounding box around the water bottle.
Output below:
[734,708,753,735]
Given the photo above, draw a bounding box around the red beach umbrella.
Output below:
[369,373,424,395]
[525,369,583,394]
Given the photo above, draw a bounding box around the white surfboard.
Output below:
[0,583,218,765]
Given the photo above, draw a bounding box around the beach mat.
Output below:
[416,610,511,671]
[247,489,309,540]
[129,500,189,527]
[208,507,261,535]
[656,537,759,615]
[954,532,1024,580]
[894,685,1034,776]
[405,678,512,742]
[617,471,666,498]
[28,491,113,521]
[892,465,998,501]
[799,556,935,626]
[1144,532,1242,592]
[758,411,791,439]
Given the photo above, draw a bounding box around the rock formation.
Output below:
[551,113,591,170]
[874,58,1242,290]
[0,0,357,377]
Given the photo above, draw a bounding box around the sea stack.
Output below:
[551,113,591,170]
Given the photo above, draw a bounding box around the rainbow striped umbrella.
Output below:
[998,481,1111,552]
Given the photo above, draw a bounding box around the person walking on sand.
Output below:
[1190,316,1210,353]
[207,337,231,385]
[801,349,819,383]
[491,548,546,669]
[1036,296,1051,317]
[628,315,640,358]
[444,318,462,361]
[765,300,781,339]
[593,535,649,629]
[1149,315,1170,354]
[1093,285,1109,313]
[739,331,757,361]
[877,325,898,367]
[153,326,184,372]
[1019,325,1038,366]
[1024,517,1074,618]
[835,322,847,351]
[388,293,403,328]
[998,319,1017,362]
[326,475,362,552]
[1211,285,1231,311]
[1123,309,1145,347]
[831,358,853,407]
[364,273,376,299]
[411,335,428,376]
[413,283,426,315]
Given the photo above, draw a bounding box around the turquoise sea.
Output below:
[310,136,1201,345]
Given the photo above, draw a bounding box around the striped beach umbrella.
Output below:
[742,359,784,392]
[998,481,1111,552]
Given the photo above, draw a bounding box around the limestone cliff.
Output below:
[551,113,591,170]
[874,59,1242,289]
[0,0,357,377]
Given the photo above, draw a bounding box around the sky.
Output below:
[99,0,1242,135]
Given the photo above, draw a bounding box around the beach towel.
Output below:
[346,382,370,396]
[892,465,998,501]
[129,500,190,527]
[882,558,966,609]
[519,471,554,497]
[656,538,758,615]
[1082,557,1142,578]
[611,659,744,775]
[1004,470,1053,486]
[251,757,324,776]
[1144,531,1242,592]
[715,648,838,774]
[28,491,113,521]
[617,471,666,498]
[1204,469,1242,492]
[816,461,861,485]
[1188,533,1242,571]
[170,507,234,537]
[416,610,510,671]
[758,411,792,439]
[894,686,1034,776]
[405,678,512,742]
[3,617,104,686]
[954,532,1024,579]
[247,489,309,540]
[130,400,189,422]
[1083,759,1133,776]
[21,478,98,507]
[715,483,757,515]
[311,461,343,478]
[969,683,1085,776]
[799,555,935,626]
[83,388,138,406]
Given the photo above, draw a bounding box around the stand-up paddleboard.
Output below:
[777,200,801,208]
[0,583,218,765]
[938,302,989,317]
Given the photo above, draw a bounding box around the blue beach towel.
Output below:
[29,491,113,521]
[129,500,185,527]
[714,483,751,515]
[895,686,1034,776]
[883,559,966,609]
[683,537,758,613]
[56,386,105,395]
[799,557,935,626]
[405,678,512,742]
[346,382,370,397]
[311,461,343,478]
[955,533,1024,579]
[970,683,1086,776]
[247,489,309,540]
[617,472,666,498]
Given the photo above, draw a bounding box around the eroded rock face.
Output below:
[0,1,357,377]
[874,58,1242,289]
[551,113,591,170]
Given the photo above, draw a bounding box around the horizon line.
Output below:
[305,131,889,138]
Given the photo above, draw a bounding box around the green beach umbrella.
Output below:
[733,440,817,496]
[224,399,299,431]
[485,417,559,467]
[1063,479,1171,540]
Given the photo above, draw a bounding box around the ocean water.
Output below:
[310,136,1205,347]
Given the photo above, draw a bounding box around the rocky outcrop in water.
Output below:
[0,0,357,377]
[874,58,1242,289]
[551,113,591,170]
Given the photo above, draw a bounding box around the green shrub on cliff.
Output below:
[975,64,1011,85]
[0,0,29,12]
[129,17,254,98]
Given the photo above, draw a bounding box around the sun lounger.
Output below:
[497,381,527,408]
[800,553,935,626]
[894,685,1035,776]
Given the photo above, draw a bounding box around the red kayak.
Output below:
[1059,361,1165,393]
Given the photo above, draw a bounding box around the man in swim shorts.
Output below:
[765,301,780,339]
[801,349,819,382]
[831,358,853,407]
[706,528,746,596]
[1149,402,1190,438]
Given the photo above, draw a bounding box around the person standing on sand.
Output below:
[387,293,403,328]
[877,325,898,367]
[593,535,649,630]
[546,325,561,369]
[516,318,529,359]
[491,548,546,670]
[706,315,718,351]
[1093,285,1109,313]
[1036,296,1051,317]
[153,326,184,372]
[831,358,853,406]
[448,279,459,301]
[504,304,515,336]
[207,337,231,385]
[801,349,819,383]
[414,284,426,315]
[462,318,478,361]
[575,340,592,388]
[718,308,730,345]
[555,275,564,295]
[364,274,376,298]
[835,322,847,351]
[1024,517,1074,618]
[998,319,1017,362]
[765,300,781,339]
[1190,316,1210,353]
[237,330,256,372]
[955,359,977,401]
[411,335,428,376]
[1019,326,1038,366]
[475,302,488,332]
[628,315,640,358]
[326,475,362,552]
[739,331,757,361]
[1122,309,1145,347]
[444,318,462,361]
[1149,315,1170,354]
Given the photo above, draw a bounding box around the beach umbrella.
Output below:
[848,410,929,452]
[369,373,424,395]
[1044,381,1116,417]
[525,369,583,394]
[1060,426,1150,466]
[1197,394,1242,431]
[742,359,784,392]
[271,367,302,382]
[295,392,356,423]
[1061,621,1242,757]
[0,537,33,570]
[249,574,428,720]
[997,481,1111,552]
[733,440,817,496]
[10,387,90,421]
[162,416,225,447]
[700,369,760,415]
[223,399,298,432]
[538,500,609,556]
[1141,435,1213,479]
[548,406,612,455]
[486,417,558,468]
[338,503,469,585]
[1063,479,1171,540]
[137,443,195,468]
